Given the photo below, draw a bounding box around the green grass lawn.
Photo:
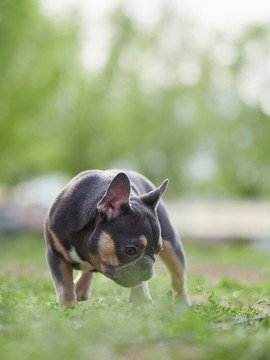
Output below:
[0,233,270,360]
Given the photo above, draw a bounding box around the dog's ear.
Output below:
[141,179,169,211]
[97,173,131,220]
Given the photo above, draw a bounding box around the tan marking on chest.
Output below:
[50,229,72,263]
[69,246,95,272]
[89,254,107,274]
[79,263,96,272]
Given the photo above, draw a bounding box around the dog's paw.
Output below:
[75,288,91,302]
[174,292,191,306]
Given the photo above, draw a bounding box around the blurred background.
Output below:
[0,0,270,244]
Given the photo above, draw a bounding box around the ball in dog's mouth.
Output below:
[105,255,154,288]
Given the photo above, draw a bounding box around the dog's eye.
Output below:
[126,246,137,256]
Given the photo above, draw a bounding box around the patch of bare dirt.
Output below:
[189,264,262,283]
[0,265,50,277]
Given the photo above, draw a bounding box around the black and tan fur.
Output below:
[44,170,189,305]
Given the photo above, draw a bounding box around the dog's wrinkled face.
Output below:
[89,208,162,287]
[88,173,168,288]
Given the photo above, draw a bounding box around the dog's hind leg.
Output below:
[157,203,190,305]
[159,239,190,304]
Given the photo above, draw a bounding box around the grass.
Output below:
[0,233,270,360]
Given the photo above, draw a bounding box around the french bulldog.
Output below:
[44,170,189,305]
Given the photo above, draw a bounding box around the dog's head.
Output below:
[88,173,168,288]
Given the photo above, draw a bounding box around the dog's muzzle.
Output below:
[105,255,154,288]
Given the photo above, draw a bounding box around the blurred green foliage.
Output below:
[0,0,270,196]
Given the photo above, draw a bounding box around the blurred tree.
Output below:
[0,2,270,197]
[0,0,81,184]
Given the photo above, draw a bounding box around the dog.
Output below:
[44,170,189,305]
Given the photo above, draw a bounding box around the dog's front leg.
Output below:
[47,248,76,306]
[129,281,152,305]
[74,272,94,302]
